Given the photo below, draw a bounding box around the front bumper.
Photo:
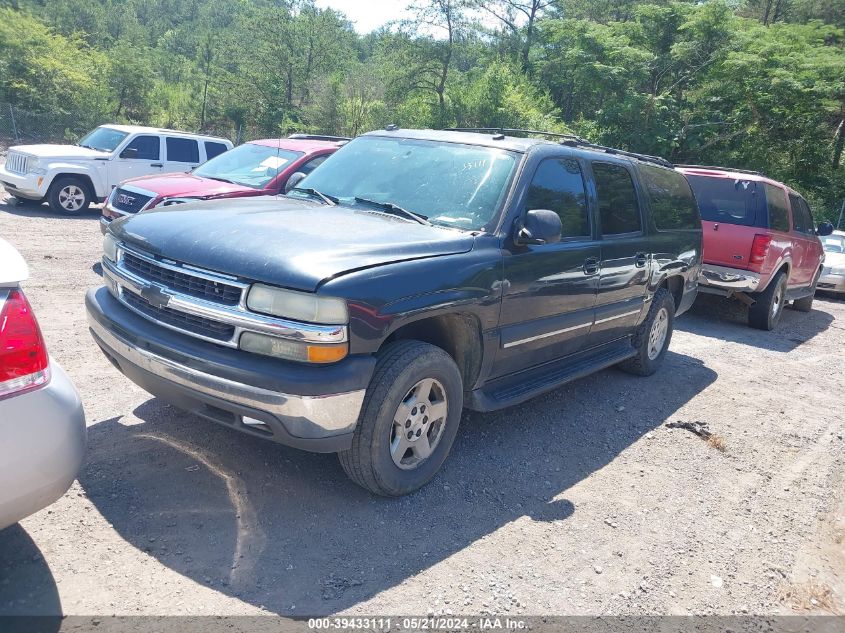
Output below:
[0,166,47,200]
[85,287,375,452]
[699,263,761,293]
[818,269,845,294]
[0,361,86,530]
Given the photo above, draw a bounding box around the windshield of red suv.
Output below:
[290,135,519,230]
[77,126,129,152]
[193,144,302,189]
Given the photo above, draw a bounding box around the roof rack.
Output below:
[676,164,762,176]
[445,127,674,168]
[288,134,350,143]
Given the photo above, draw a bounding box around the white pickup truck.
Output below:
[0,124,232,214]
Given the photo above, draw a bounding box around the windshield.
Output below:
[78,126,129,152]
[290,135,519,230]
[192,143,301,189]
[823,237,845,254]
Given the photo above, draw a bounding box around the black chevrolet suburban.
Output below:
[86,128,702,496]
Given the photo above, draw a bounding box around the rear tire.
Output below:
[338,341,463,496]
[48,177,92,215]
[619,287,675,377]
[748,271,787,330]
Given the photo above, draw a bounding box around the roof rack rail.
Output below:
[446,127,587,143]
[676,164,762,176]
[562,139,674,168]
[445,127,674,168]
[288,134,351,143]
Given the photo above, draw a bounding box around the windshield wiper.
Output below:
[78,144,106,151]
[353,197,430,225]
[291,187,338,206]
[204,176,237,184]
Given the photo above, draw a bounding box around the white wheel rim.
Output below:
[58,185,85,211]
[390,378,448,470]
[647,307,669,360]
[772,285,783,318]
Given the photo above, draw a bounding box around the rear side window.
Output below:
[166,137,200,163]
[204,141,228,160]
[684,175,762,227]
[789,194,806,232]
[592,162,642,235]
[524,158,590,238]
[640,165,701,230]
[765,184,790,232]
[123,135,160,160]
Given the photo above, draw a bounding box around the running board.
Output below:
[467,339,636,412]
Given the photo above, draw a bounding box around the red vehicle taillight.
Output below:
[749,234,772,268]
[0,289,50,399]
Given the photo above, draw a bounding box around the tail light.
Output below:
[0,288,50,399]
[749,234,772,268]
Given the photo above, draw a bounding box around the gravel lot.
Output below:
[0,197,842,617]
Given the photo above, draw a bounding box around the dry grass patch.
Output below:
[778,581,836,612]
[707,433,727,452]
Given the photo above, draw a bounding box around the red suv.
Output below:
[100,134,347,232]
[678,166,833,330]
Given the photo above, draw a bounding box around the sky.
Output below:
[313,0,412,33]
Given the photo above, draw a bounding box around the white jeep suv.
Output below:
[0,125,232,214]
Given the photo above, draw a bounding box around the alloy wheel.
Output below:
[390,377,448,470]
[647,307,669,360]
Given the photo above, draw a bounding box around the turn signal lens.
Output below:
[306,344,348,363]
[239,331,347,364]
[0,289,50,399]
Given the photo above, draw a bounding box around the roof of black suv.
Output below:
[361,127,674,168]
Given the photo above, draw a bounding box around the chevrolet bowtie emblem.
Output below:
[139,284,171,309]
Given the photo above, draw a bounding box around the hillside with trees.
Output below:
[0,0,843,216]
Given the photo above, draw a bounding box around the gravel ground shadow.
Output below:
[677,294,834,353]
[77,349,716,615]
[0,200,101,221]
[0,525,62,622]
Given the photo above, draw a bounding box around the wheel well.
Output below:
[382,313,483,388]
[50,173,96,198]
[661,275,684,312]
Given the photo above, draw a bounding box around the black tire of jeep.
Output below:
[748,271,787,330]
[338,340,463,496]
[48,177,92,215]
[791,270,820,313]
[618,287,675,377]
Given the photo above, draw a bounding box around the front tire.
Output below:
[748,271,786,330]
[338,340,463,496]
[619,287,675,377]
[48,177,92,215]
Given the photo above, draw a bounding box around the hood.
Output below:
[824,251,845,268]
[110,197,475,292]
[126,172,255,200]
[10,144,107,160]
[0,237,28,286]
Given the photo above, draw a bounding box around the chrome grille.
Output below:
[4,152,30,175]
[123,251,242,305]
[110,187,153,214]
[122,289,235,341]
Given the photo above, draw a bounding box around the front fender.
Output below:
[44,162,108,197]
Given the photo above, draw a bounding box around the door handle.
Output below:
[151,163,163,168]
[635,252,648,268]
[583,257,600,275]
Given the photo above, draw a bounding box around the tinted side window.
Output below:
[592,162,642,235]
[204,141,228,160]
[789,194,806,232]
[166,137,200,163]
[524,158,590,238]
[765,184,790,232]
[640,165,701,230]
[298,155,328,176]
[124,135,159,160]
[800,198,815,234]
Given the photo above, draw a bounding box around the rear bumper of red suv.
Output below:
[699,264,762,294]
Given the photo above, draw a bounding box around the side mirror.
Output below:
[515,209,562,246]
[817,221,834,237]
[120,147,138,159]
[284,172,307,194]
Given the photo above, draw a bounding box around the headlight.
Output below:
[832,267,845,276]
[239,331,347,363]
[246,284,348,325]
[103,233,119,262]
